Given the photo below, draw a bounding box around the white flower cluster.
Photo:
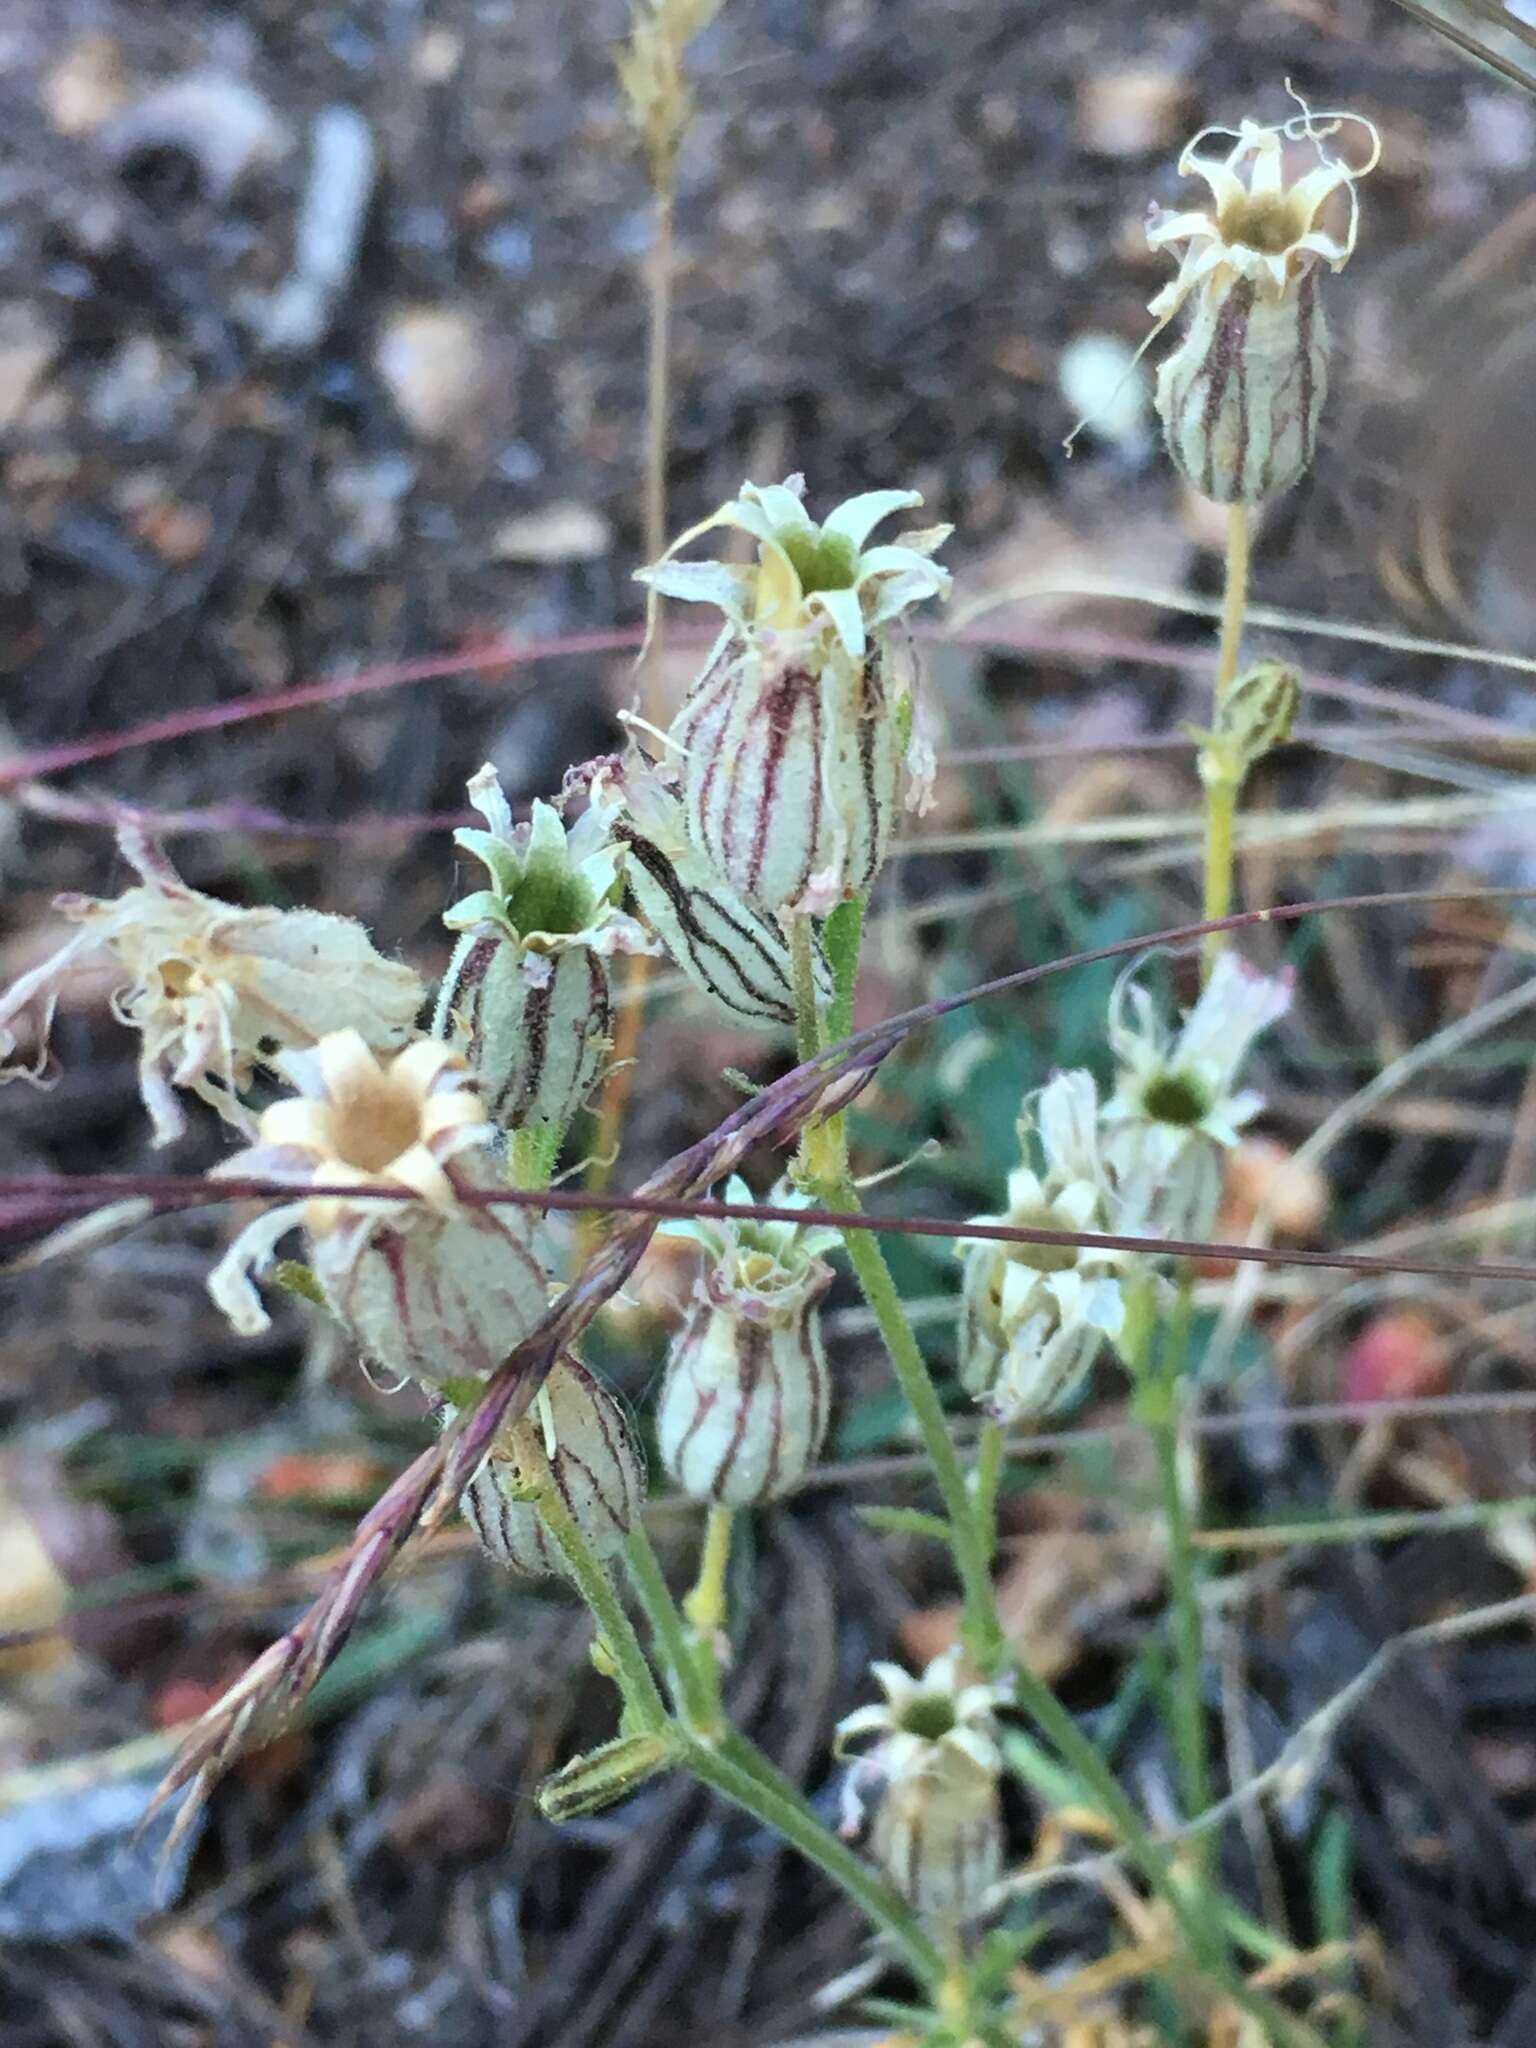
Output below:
[957,951,1291,1423]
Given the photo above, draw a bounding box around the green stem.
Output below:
[832,1191,1005,1678]
[789,913,823,1061]
[682,1501,733,1732]
[510,1122,562,1192]
[974,1417,1006,1566]
[533,1457,668,1735]
[685,1730,945,1989]
[622,1520,720,1734]
[1202,500,1251,981]
[1143,1276,1211,1829]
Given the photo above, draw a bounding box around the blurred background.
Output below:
[6,2,1536,2043]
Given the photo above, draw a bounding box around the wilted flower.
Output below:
[460,1354,643,1578]
[601,757,829,1025]
[1146,104,1379,503]
[0,817,422,1144]
[957,1071,1128,1422]
[1103,950,1292,1239]
[836,1648,1007,1924]
[638,477,950,916]
[656,1177,837,1505]
[208,1029,549,1385]
[434,765,653,1135]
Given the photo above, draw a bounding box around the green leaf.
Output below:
[855,1504,955,1545]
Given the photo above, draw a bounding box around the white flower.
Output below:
[638,477,950,915]
[1144,104,1380,503]
[956,1070,1128,1423]
[1103,951,1292,1238]
[836,1649,1007,1924]
[0,818,423,1144]
[208,1029,548,1386]
[433,765,654,1133]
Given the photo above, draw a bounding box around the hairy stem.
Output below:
[686,1730,945,1989]
[832,1194,1006,1677]
[530,1447,669,1735]
[1203,501,1251,979]
[623,1519,721,1735]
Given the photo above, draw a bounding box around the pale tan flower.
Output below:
[1144,102,1379,503]
[208,1029,548,1386]
[0,818,423,1143]
[836,1649,1008,1925]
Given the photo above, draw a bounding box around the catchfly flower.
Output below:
[957,1070,1129,1423]
[837,1648,1008,1925]
[1103,950,1292,1239]
[0,817,423,1144]
[1145,102,1379,504]
[460,1354,643,1579]
[208,1029,548,1386]
[655,1176,837,1505]
[434,764,653,1136]
[638,477,950,917]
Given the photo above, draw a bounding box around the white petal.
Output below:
[820,489,922,551]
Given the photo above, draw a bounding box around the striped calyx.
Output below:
[655,1177,837,1506]
[460,1355,643,1579]
[434,766,653,1134]
[836,1649,1007,1926]
[602,758,830,1025]
[637,477,950,916]
[206,1030,550,1388]
[1146,104,1378,504]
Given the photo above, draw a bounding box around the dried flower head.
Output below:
[836,1648,1007,1924]
[655,1176,837,1505]
[1103,950,1292,1239]
[1146,102,1380,503]
[957,1070,1128,1422]
[208,1029,549,1386]
[637,477,950,916]
[0,818,423,1144]
[434,765,653,1134]
[460,1354,643,1578]
[600,757,829,1024]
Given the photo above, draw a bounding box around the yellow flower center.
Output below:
[322,1069,426,1174]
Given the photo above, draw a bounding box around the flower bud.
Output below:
[537,1731,678,1821]
[602,760,828,1025]
[836,1650,1006,1925]
[0,817,423,1145]
[1196,660,1300,791]
[208,1030,549,1387]
[656,1179,837,1505]
[637,478,949,916]
[434,767,652,1135]
[1145,106,1378,504]
[461,1355,644,1577]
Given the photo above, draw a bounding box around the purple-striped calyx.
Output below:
[1146,104,1379,504]
[600,756,829,1025]
[207,1029,549,1387]
[434,766,654,1136]
[656,1176,838,1506]
[460,1354,644,1579]
[637,478,950,917]
[836,1649,1008,1925]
